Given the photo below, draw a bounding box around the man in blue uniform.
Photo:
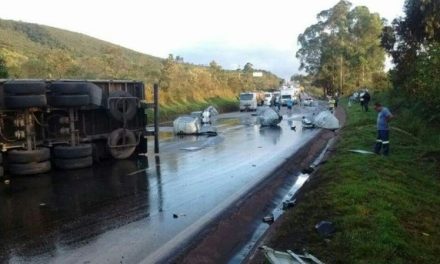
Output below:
[374,102,394,155]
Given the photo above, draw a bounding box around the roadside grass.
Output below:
[268,98,440,263]
[147,97,238,122]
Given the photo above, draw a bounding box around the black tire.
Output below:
[48,94,90,107]
[54,144,92,159]
[54,156,93,170]
[108,128,137,159]
[8,160,51,175]
[49,81,90,95]
[4,95,47,109]
[0,166,3,177]
[0,153,2,164]
[108,91,138,121]
[4,81,46,95]
[8,148,50,164]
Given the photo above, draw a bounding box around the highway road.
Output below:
[0,103,326,263]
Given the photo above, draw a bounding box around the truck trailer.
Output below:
[0,79,158,176]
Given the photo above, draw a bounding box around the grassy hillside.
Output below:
[0,18,281,109]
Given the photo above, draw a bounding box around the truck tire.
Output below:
[4,95,47,109]
[8,160,51,175]
[49,81,90,95]
[54,156,93,170]
[108,128,137,159]
[108,91,138,121]
[4,81,46,95]
[54,144,92,159]
[48,94,90,107]
[8,148,50,164]
[0,166,3,177]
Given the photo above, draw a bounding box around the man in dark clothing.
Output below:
[362,90,371,112]
[374,102,393,155]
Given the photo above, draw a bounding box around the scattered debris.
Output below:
[349,149,375,155]
[291,125,296,131]
[258,107,282,127]
[262,214,274,223]
[173,106,218,136]
[39,203,46,207]
[315,221,335,237]
[252,164,256,167]
[261,246,324,264]
[180,147,203,151]
[173,213,186,219]
[4,179,10,185]
[301,167,314,174]
[313,110,340,130]
[282,199,297,210]
[302,116,315,129]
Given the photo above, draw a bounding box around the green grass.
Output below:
[269,97,440,263]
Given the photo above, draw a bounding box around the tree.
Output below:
[381,0,440,121]
[296,0,385,95]
[0,55,9,78]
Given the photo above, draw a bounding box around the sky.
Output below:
[0,0,404,79]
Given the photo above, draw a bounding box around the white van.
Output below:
[239,92,258,111]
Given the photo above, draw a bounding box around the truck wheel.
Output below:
[4,95,47,109]
[54,144,93,159]
[8,148,50,164]
[48,94,90,107]
[4,81,46,95]
[108,91,138,121]
[49,81,90,95]
[8,160,51,175]
[108,128,137,159]
[54,156,93,170]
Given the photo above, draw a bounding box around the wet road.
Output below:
[0,104,325,263]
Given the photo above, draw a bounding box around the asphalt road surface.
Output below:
[0,103,326,264]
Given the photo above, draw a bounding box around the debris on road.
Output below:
[258,107,282,127]
[302,116,315,129]
[173,106,218,135]
[261,245,324,264]
[282,199,297,210]
[262,214,275,223]
[315,220,335,237]
[313,111,340,130]
[349,149,375,155]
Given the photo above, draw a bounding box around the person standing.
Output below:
[362,90,371,112]
[328,96,336,113]
[374,102,394,155]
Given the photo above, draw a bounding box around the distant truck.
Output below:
[280,89,295,106]
[0,79,156,176]
[239,92,258,111]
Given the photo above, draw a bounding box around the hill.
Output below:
[0,18,281,107]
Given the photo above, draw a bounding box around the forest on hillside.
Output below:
[0,19,280,105]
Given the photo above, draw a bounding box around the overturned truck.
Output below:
[0,79,157,176]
